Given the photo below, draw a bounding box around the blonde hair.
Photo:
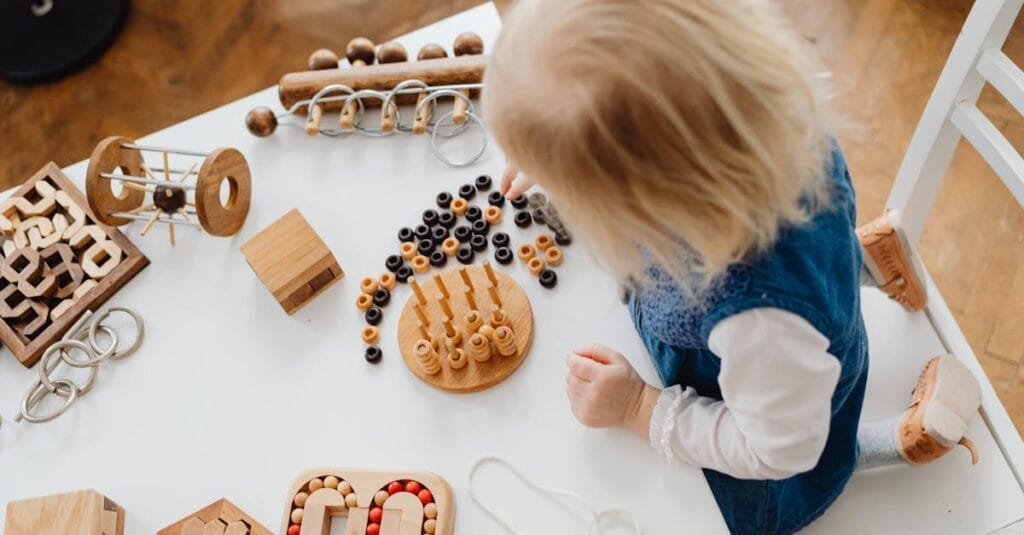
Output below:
[484,0,831,290]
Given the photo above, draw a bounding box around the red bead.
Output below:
[369,507,383,523]
[418,489,434,505]
[366,523,380,535]
[387,481,403,495]
[404,481,422,494]
[288,525,300,535]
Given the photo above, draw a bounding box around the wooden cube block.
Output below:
[4,489,125,535]
[157,498,272,535]
[240,209,343,314]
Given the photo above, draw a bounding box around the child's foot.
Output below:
[897,355,981,465]
[857,210,928,311]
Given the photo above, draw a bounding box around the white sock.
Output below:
[856,417,906,471]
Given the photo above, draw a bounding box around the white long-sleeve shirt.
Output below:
[647,307,841,480]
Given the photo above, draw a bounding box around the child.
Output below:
[483,1,982,533]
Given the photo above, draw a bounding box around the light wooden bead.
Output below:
[360,277,378,294]
[345,492,358,508]
[484,206,502,224]
[308,478,324,492]
[293,492,309,507]
[379,272,397,290]
[493,325,517,357]
[424,503,438,519]
[451,197,468,216]
[291,508,304,524]
[517,244,536,261]
[324,475,340,489]
[464,310,483,333]
[528,257,545,276]
[415,339,442,375]
[478,324,494,340]
[467,333,491,362]
[442,237,460,256]
[423,518,437,534]
[544,246,563,266]
[535,233,555,251]
[362,326,380,344]
[374,490,390,506]
[412,255,430,273]
[357,293,373,311]
[401,241,417,260]
[490,309,509,327]
[448,348,467,369]
[339,481,353,496]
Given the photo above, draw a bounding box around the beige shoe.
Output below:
[897,355,981,465]
[857,210,928,311]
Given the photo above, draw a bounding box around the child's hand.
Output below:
[565,344,660,437]
[500,162,536,199]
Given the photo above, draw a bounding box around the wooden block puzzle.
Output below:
[157,498,272,535]
[0,163,149,367]
[281,468,454,535]
[4,489,125,535]
[240,209,343,315]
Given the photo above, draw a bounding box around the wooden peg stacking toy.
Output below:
[397,264,533,393]
[86,136,252,244]
[157,498,271,535]
[281,468,454,535]
[5,489,126,535]
[240,209,343,315]
[452,32,484,125]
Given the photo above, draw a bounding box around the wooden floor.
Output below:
[0,0,1021,433]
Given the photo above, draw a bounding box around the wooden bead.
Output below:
[478,324,494,340]
[369,507,384,523]
[544,246,563,266]
[451,197,468,216]
[374,490,390,506]
[357,293,373,311]
[405,481,422,494]
[293,492,308,507]
[388,481,404,495]
[528,257,545,276]
[484,206,502,225]
[415,339,441,375]
[362,326,380,344]
[442,237,460,256]
[412,255,430,273]
[448,348,467,369]
[493,325,517,357]
[245,106,278,137]
[377,41,408,63]
[345,492,358,508]
[379,272,397,290]
[360,277,378,294]
[417,43,448,61]
[324,475,340,489]
[424,502,438,519]
[467,333,491,363]
[346,37,376,65]
[401,241,417,260]
[464,310,483,333]
[291,508,303,524]
[366,525,380,535]
[288,525,300,535]
[308,478,324,492]
[308,48,339,70]
[453,32,484,56]
[490,309,510,327]
[517,244,536,261]
[535,233,555,251]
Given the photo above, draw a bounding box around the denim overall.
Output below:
[630,144,869,534]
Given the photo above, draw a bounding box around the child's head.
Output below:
[484,0,830,286]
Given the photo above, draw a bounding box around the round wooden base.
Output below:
[397,265,533,393]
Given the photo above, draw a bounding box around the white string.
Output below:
[468,456,643,535]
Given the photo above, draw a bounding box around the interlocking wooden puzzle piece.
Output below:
[0,283,31,320]
[1,247,42,283]
[157,498,272,535]
[4,489,125,535]
[240,209,343,315]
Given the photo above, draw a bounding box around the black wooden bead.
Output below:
[422,209,439,226]
[514,211,533,228]
[533,207,547,225]
[459,183,477,200]
[470,234,488,252]
[475,174,493,191]
[430,250,447,267]
[385,255,403,272]
[495,247,514,265]
[492,232,510,248]
[471,219,490,235]
[365,345,383,364]
[436,191,453,209]
[539,269,558,288]
[488,190,506,207]
[456,246,475,265]
[431,226,449,244]
[510,195,529,209]
[438,210,456,228]
[555,232,573,246]
[365,306,383,326]
[465,206,482,222]
[418,239,435,256]
[373,288,391,307]
[414,224,431,240]
[398,227,415,243]
[453,225,472,242]
[396,266,413,283]
[528,192,549,208]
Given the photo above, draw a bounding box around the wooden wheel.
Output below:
[85,136,146,226]
[195,148,251,236]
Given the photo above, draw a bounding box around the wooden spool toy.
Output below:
[397,263,533,393]
[85,136,252,245]
[281,467,454,535]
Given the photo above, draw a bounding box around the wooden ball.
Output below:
[245,107,277,137]
[417,43,448,61]
[374,490,389,506]
[293,492,308,507]
[291,508,303,524]
[423,518,437,534]
[377,41,408,64]
[453,32,484,56]
[424,502,438,519]
[346,37,377,65]
[308,48,339,70]
[339,481,353,496]
[324,475,340,489]
[154,185,187,214]
[308,478,324,492]
[345,492,358,508]
[478,324,495,340]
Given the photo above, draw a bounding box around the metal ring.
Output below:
[19,379,78,424]
[90,306,144,361]
[82,325,119,363]
[37,341,100,395]
[308,84,362,137]
[343,89,399,137]
[414,89,475,139]
[384,79,429,133]
[430,110,488,167]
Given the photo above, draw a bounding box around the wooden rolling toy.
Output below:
[86,136,252,244]
[281,468,454,535]
[397,263,533,392]
[157,498,272,535]
[5,489,125,535]
[241,209,343,314]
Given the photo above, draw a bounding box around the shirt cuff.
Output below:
[649,384,687,463]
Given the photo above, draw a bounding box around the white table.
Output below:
[2,4,1023,534]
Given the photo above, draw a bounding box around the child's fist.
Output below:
[565,344,659,436]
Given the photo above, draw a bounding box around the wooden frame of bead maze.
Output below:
[281,468,454,535]
[397,262,533,393]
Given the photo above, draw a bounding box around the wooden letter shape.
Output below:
[299,488,349,535]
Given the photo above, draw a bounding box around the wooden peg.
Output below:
[340,37,376,129]
[414,302,431,327]
[458,267,473,291]
[418,323,431,341]
[452,32,484,125]
[487,285,502,308]
[483,261,498,286]
[464,290,477,311]
[443,319,456,337]
[377,42,408,133]
[305,104,324,136]
[438,298,454,321]
[410,278,427,305]
[433,273,449,299]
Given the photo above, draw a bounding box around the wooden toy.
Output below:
[517,243,535,262]
[157,498,272,535]
[379,272,397,290]
[281,467,454,535]
[535,233,554,252]
[397,264,533,392]
[86,136,252,244]
[240,209,343,315]
[0,163,148,368]
[442,237,460,256]
[452,32,485,125]
[484,206,502,225]
[528,257,546,276]
[4,489,125,535]
[544,246,563,266]
[451,198,468,216]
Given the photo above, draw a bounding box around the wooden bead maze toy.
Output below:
[85,136,252,245]
[5,489,125,535]
[397,263,533,392]
[157,498,272,535]
[282,468,454,535]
